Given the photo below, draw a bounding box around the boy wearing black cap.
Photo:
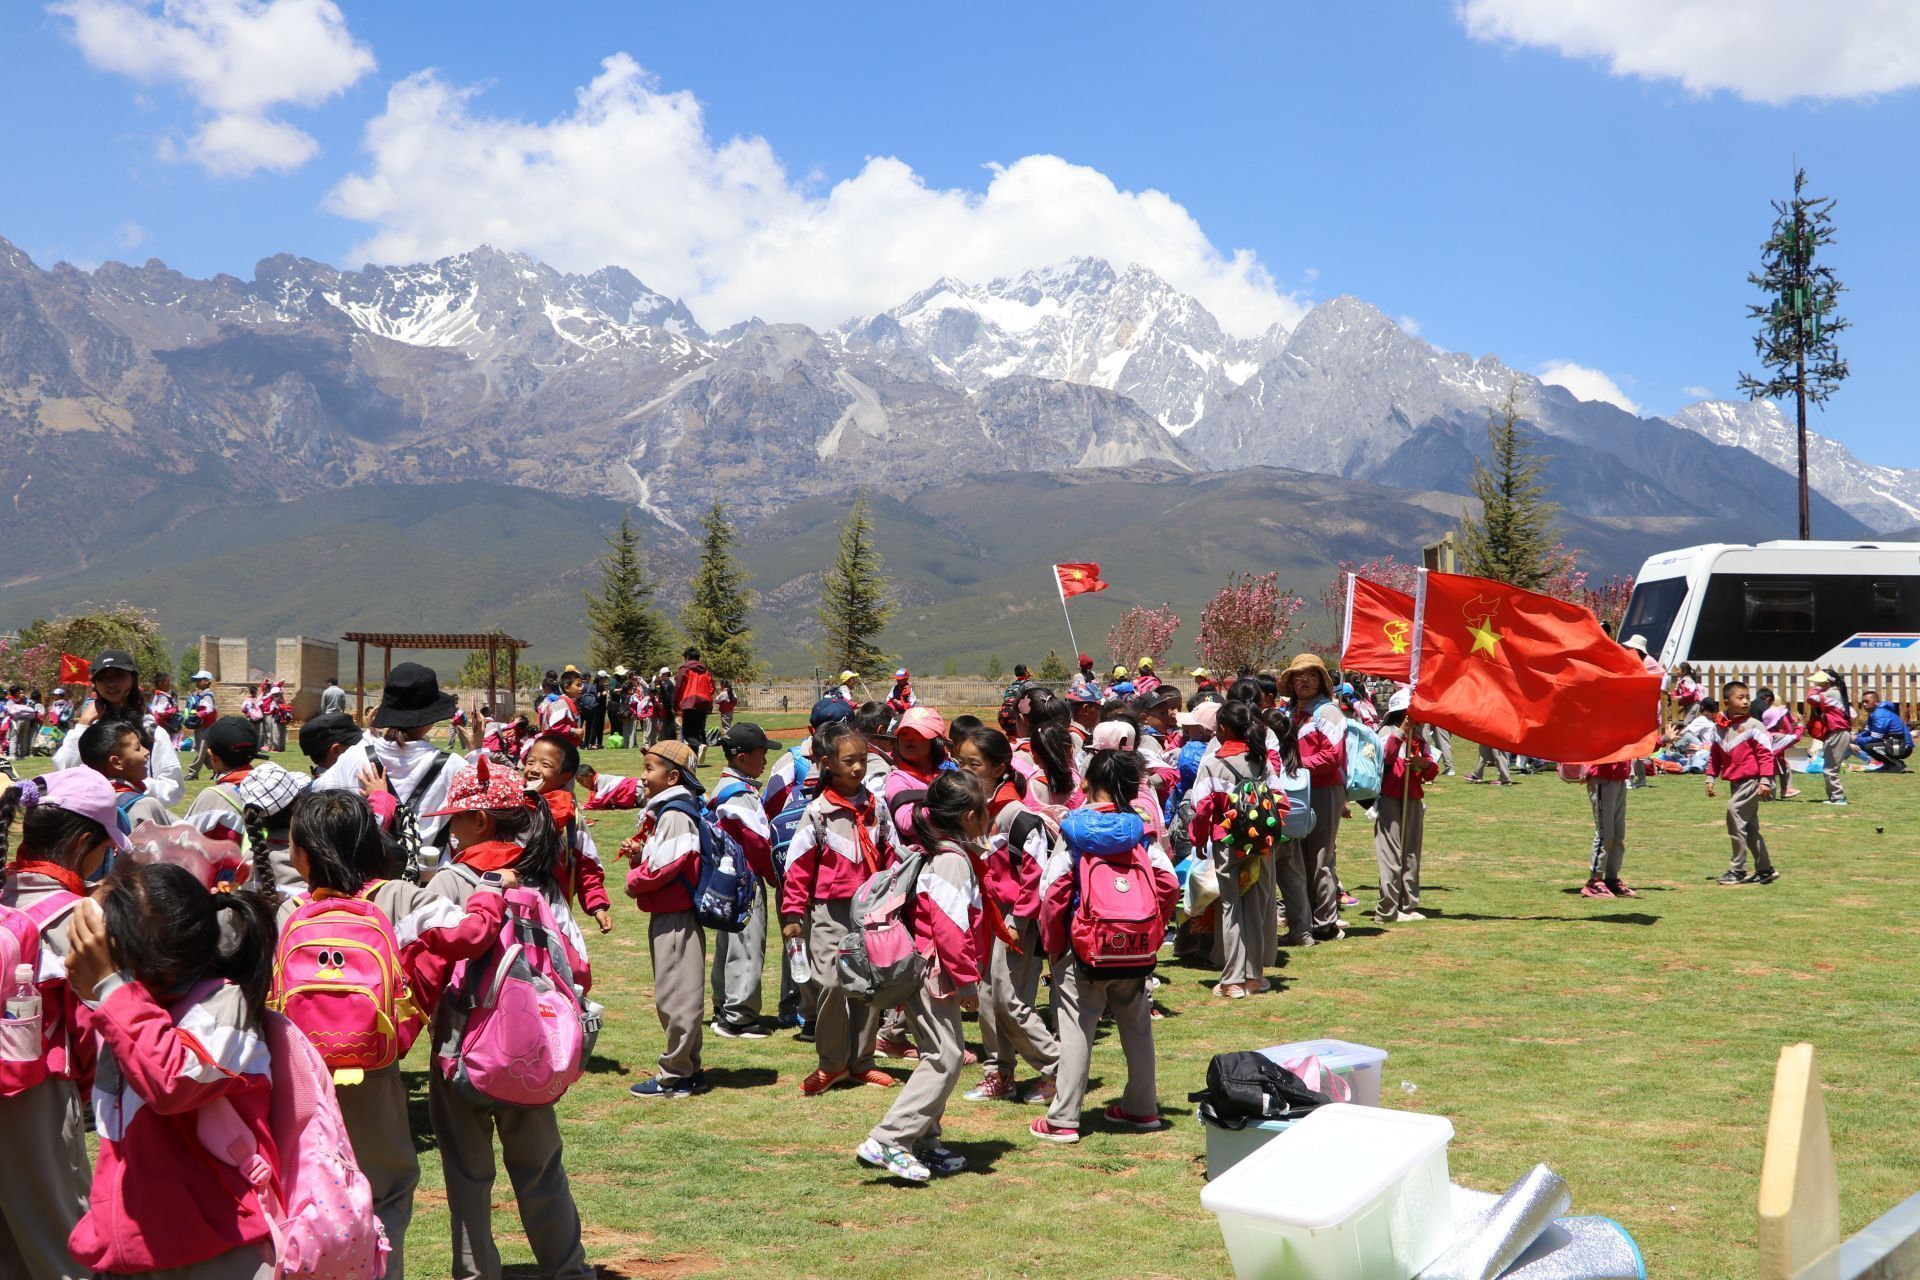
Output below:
[709,723,776,1038]
[182,716,267,843]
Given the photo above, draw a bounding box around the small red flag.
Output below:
[1411,571,1661,765]
[1341,576,1415,681]
[58,653,91,686]
[1053,563,1109,599]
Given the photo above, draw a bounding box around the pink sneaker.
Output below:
[1029,1117,1080,1143]
[1580,878,1615,898]
[1102,1105,1164,1131]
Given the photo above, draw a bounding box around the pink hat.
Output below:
[18,768,130,851]
[1177,701,1221,733]
[1090,721,1137,752]
[896,707,948,741]
[422,753,528,817]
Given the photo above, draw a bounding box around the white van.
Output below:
[1622,541,1920,669]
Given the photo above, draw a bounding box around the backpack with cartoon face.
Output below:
[272,891,416,1084]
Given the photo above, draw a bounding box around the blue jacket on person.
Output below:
[1857,701,1914,748]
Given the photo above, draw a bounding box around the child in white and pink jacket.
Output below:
[63,862,284,1278]
[855,772,985,1183]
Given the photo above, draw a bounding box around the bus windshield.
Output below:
[1620,578,1688,661]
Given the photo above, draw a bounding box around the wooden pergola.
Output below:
[340,631,530,723]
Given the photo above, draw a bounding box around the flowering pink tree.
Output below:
[1197,573,1307,675]
[1106,604,1181,672]
[1582,575,1635,633]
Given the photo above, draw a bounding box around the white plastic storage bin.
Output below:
[1202,1116,1295,1179]
[1201,1103,1454,1280]
[1259,1038,1389,1107]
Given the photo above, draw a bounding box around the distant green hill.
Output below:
[1,469,1765,677]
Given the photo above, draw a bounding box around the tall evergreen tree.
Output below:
[583,514,674,674]
[1456,385,1563,590]
[681,501,761,684]
[1739,166,1849,540]
[815,495,895,678]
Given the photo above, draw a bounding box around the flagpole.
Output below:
[1409,568,1429,696]
[1340,572,1357,660]
[1052,566,1082,663]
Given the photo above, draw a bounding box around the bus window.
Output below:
[1620,578,1687,657]
[1873,581,1903,619]
[1744,582,1815,633]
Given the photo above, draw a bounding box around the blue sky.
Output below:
[3,2,1916,463]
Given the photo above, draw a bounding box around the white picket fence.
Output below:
[1694,665,1917,718]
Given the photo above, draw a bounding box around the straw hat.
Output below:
[1280,652,1335,700]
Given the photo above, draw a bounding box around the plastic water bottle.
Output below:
[785,936,811,984]
[5,964,37,1022]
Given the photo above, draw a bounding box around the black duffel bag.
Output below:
[1190,1050,1335,1130]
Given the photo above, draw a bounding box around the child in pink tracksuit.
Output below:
[855,773,985,1183]
[1707,680,1778,886]
[63,862,283,1279]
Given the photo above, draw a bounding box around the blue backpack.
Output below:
[1344,721,1385,803]
[659,796,758,933]
[768,749,814,873]
[1277,766,1315,840]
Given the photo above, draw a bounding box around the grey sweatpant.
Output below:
[1587,779,1627,882]
[1215,850,1275,985]
[1726,777,1775,877]
[648,910,705,1080]
[1046,958,1157,1130]
[336,1064,416,1280]
[1373,795,1423,920]
[710,885,766,1031]
[867,989,966,1151]
[1424,724,1454,772]
[1305,786,1345,933]
[1470,744,1512,783]
[978,917,1058,1077]
[0,1078,90,1280]
[427,1070,591,1280]
[1823,732,1850,801]
[808,898,879,1076]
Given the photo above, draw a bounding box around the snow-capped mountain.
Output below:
[837,258,1288,433]
[1665,399,1920,532]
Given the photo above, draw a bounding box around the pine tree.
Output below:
[1037,649,1069,682]
[680,502,761,685]
[583,514,674,674]
[815,495,895,678]
[1739,166,1849,540]
[1456,385,1564,590]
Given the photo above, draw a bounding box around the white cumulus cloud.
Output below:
[323,54,1307,336]
[1457,0,1920,104]
[1538,359,1641,414]
[1682,384,1712,399]
[49,0,375,176]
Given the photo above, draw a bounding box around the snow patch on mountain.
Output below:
[1666,399,1920,532]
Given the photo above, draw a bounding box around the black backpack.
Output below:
[1190,1051,1335,1131]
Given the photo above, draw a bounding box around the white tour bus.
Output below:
[1621,541,1920,670]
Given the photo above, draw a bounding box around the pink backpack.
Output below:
[1070,845,1166,968]
[195,1007,390,1279]
[271,891,416,1084]
[435,884,585,1108]
[0,891,82,1095]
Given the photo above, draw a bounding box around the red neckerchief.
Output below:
[948,838,1019,952]
[215,768,253,787]
[10,862,85,896]
[893,761,940,786]
[822,786,884,874]
[988,779,1021,818]
[454,839,522,874]
[1216,741,1250,760]
[542,788,577,828]
[109,779,143,795]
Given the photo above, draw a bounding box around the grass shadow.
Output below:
[937,1137,1017,1175]
[403,1070,439,1154]
[1438,911,1660,926]
[585,1052,628,1075]
[698,1066,780,1090]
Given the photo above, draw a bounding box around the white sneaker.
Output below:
[856,1138,930,1183]
[1394,910,1428,922]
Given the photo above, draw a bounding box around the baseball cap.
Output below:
[1065,684,1101,705]
[192,669,213,681]
[90,649,137,678]
[1177,702,1221,733]
[894,668,910,680]
[297,712,363,764]
[896,708,948,741]
[645,740,703,791]
[1387,687,1412,714]
[235,761,309,819]
[1090,721,1137,752]
[51,687,65,697]
[810,698,855,728]
[838,670,858,684]
[423,753,528,817]
[719,722,774,755]
[1134,685,1180,711]
[1110,665,1129,680]
[21,768,131,852]
[203,716,265,765]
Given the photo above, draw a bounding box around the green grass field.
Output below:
[13,739,1917,1279]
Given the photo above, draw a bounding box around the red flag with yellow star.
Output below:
[1410,570,1661,764]
[1053,562,1109,599]
[1340,574,1415,680]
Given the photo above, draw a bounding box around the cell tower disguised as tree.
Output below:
[1739,166,1849,541]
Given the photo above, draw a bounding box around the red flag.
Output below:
[1411,571,1661,765]
[1053,563,1109,599]
[58,653,91,685]
[1340,575,1415,680]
